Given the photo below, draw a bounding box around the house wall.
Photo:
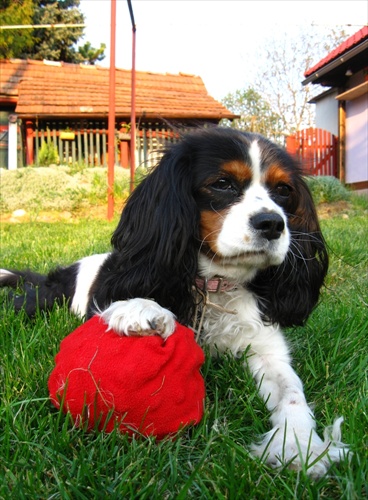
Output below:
[315,91,339,136]
[345,93,368,185]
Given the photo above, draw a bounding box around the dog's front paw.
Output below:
[99,298,176,339]
[251,418,349,478]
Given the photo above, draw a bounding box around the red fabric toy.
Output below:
[48,315,205,439]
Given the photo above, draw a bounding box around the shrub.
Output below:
[304,175,350,204]
[0,166,131,214]
[38,140,59,166]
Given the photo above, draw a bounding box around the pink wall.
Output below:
[345,93,368,184]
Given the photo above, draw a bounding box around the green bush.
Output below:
[38,140,59,166]
[304,175,350,204]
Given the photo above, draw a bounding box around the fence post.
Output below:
[286,135,296,155]
[25,120,34,165]
[7,114,18,170]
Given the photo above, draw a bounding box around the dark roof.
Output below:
[303,26,368,86]
[0,59,237,121]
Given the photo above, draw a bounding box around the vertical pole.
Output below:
[128,0,136,193]
[338,100,346,184]
[130,24,136,193]
[107,0,116,220]
[8,114,18,170]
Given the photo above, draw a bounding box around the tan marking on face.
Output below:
[221,161,252,183]
[264,164,292,186]
[200,209,227,259]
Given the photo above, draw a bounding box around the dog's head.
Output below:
[111,127,328,326]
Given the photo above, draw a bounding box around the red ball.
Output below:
[48,315,205,438]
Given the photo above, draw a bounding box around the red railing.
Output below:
[286,128,337,177]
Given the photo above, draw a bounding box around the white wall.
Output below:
[7,117,18,170]
[315,91,339,136]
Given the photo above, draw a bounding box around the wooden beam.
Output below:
[336,81,368,101]
[338,100,346,184]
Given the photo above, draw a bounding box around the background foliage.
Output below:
[0,0,105,63]
[221,88,284,143]
[221,27,351,140]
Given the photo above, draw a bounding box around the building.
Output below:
[303,26,368,190]
[0,58,237,169]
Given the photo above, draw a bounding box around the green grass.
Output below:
[0,198,367,499]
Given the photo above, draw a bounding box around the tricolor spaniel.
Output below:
[1,127,347,476]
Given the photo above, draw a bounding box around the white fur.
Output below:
[199,183,290,283]
[198,286,348,476]
[0,269,15,277]
[99,298,176,340]
[249,140,262,183]
[70,253,110,316]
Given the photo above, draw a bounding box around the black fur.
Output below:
[0,266,78,316]
[1,127,328,327]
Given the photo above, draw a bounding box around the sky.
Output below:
[78,0,367,100]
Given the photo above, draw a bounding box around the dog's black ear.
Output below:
[107,144,199,324]
[250,176,328,327]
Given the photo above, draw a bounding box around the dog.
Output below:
[1,127,347,476]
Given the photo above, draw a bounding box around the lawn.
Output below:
[0,195,367,499]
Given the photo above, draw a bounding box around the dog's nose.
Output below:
[250,212,285,241]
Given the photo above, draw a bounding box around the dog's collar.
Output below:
[193,276,238,338]
[195,276,238,294]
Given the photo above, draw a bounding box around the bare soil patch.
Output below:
[1,204,123,223]
[317,201,351,220]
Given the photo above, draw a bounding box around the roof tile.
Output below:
[0,59,236,120]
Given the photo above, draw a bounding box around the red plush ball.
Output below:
[48,315,205,439]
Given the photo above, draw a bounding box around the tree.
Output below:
[0,0,105,64]
[252,27,350,135]
[78,41,106,65]
[29,0,85,62]
[221,87,284,144]
[0,0,34,59]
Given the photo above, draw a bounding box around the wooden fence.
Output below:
[286,127,338,177]
[30,120,180,169]
[136,125,181,169]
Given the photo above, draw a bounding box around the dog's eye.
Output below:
[211,178,235,192]
[275,184,292,198]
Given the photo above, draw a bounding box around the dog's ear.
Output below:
[109,145,199,324]
[250,176,328,327]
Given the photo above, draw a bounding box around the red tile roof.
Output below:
[0,59,236,121]
[304,26,368,77]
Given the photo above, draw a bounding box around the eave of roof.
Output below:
[302,26,368,86]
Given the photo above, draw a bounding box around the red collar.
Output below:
[195,276,238,293]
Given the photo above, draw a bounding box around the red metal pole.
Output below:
[128,0,136,193]
[107,0,116,220]
[130,25,136,193]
